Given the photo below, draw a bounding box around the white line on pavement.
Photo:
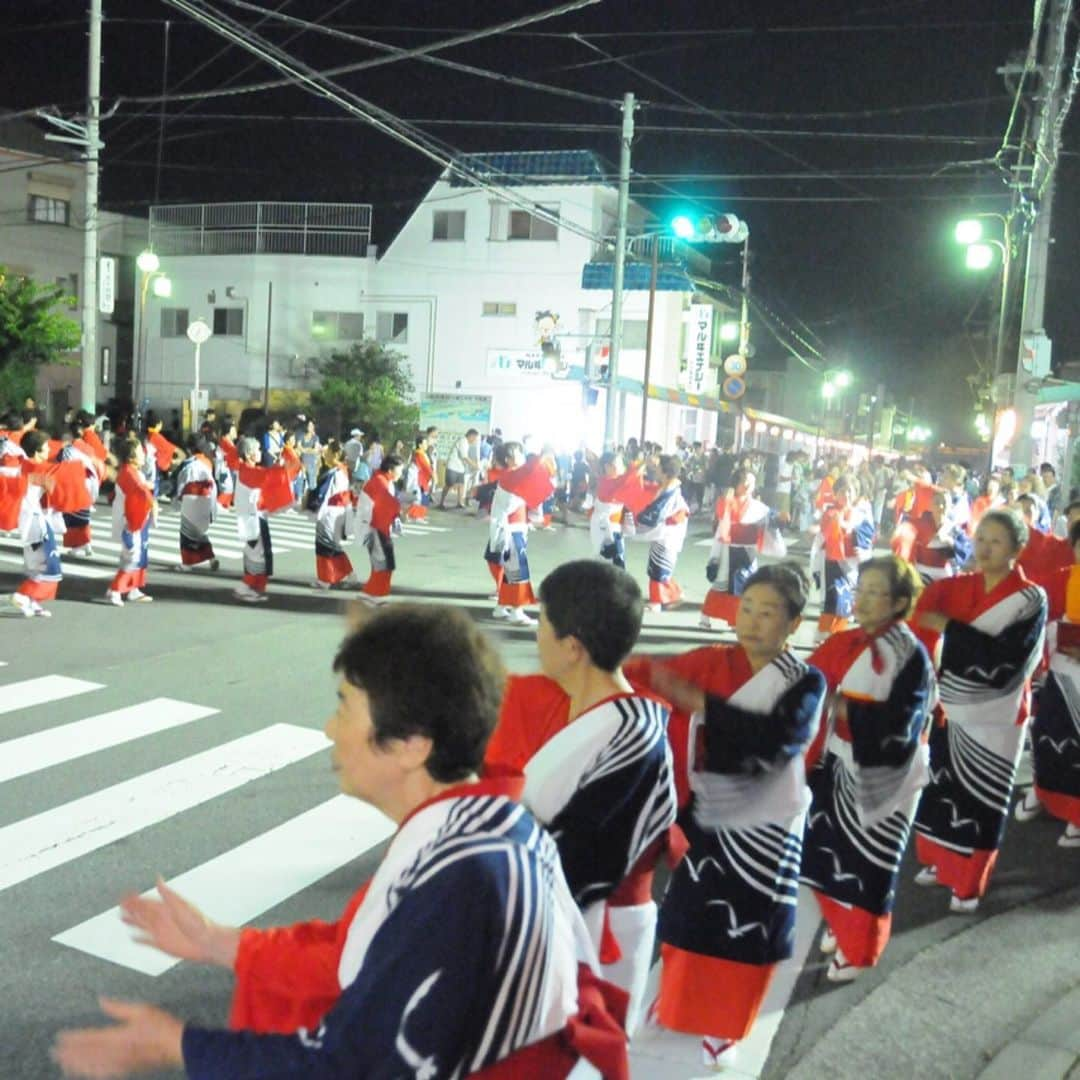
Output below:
[0,549,112,579]
[0,698,219,785]
[0,723,328,894]
[54,794,395,974]
[0,675,104,716]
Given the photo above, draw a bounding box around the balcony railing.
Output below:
[149,202,373,257]
[590,234,710,272]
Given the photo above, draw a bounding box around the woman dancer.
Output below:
[812,476,876,639]
[106,436,156,606]
[802,556,935,980]
[911,508,1047,912]
[634,454,690,613]
[356,454,404,601]
[624,564,826,1071]
[1014,517,1080,847]
[486,442,554,627]
[176,434,220,572]
[312,439,357,590]
[700,468,786,630]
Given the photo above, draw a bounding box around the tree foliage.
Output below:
[310,339,419,446]
[0,268,81,370]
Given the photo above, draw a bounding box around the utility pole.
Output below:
[639,236,659,445]
[1011,0,1070,468]
[604,92,634,450]
[81,0,103,413]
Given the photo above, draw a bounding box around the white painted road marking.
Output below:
[0,675,103,716]
[0,698,219,784]
[0,723,328,894]
[55,794,395,974]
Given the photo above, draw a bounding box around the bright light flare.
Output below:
[955,219,983,245]
[965,244,995,270]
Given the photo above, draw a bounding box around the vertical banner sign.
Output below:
[98,256,116,315]
[685,303,714,394]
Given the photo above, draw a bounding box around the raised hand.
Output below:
[119,877,239,968]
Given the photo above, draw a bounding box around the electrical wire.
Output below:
[152,0,606,247]
[100,111,1006,146]
[115,0,612,110]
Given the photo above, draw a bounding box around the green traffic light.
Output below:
[671,215,695,239]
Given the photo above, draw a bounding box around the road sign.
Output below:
[98,257,115,315]
[723,354,748,377]
[722,375,746,400]
[186,319,212,345]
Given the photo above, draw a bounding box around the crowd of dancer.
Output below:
[7,398,1080,1074]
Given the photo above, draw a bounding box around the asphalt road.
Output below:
[3,503,1076,1080]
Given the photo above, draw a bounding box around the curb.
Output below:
[781,884,1080,1080]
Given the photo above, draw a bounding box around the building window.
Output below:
[596,318,649,350]
[311,311,364,340]
[213,307,244,336]
[482,301,517,317]
[508,206,559,241]
[55,273,78,305]
[432,210,465,241]
[376,311,409,345]
[28,195,70,225]
[161,308,190,338]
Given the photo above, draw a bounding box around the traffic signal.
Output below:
[670,212,748,244]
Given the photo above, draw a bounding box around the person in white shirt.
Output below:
[439,428,480,509]
[343,428,365,473]
[364,429,384,471]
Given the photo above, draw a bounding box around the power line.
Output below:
[152,0,607,247]
[101,111,1006,145]
[114,0,612,111]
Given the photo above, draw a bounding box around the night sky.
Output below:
[4,0,1078,445]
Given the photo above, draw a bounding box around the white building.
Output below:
[0,112,145,414]
[141,151,742,449]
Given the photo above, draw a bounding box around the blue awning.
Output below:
[581,261,695,292]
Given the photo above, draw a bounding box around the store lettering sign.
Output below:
[486,349,548,377]
[684,304,714,394]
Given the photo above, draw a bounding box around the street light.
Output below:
[954,219,984,245]
[821,382,837,400]
[954,213,1012,469]
[720,320,740,343]
[133,248,171,418]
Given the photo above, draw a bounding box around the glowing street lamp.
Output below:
[965,243,995,271]
[821,382,837,400]
[151,275,172,298]
[833,369,852,389]
[136,249,160,274]
[720,321,740,343]
[954,219,984,245]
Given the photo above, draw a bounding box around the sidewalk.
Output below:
[782,884,1080,1080]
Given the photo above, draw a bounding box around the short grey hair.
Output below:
[238,436,260,459]
[978,507,1029,554]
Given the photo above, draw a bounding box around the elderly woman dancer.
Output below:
[911,508,1047,913]
[625,564,826,1071]
[802,556,936,981]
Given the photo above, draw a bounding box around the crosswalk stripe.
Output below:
[0,675,103,716]
[0,550,112,579]
[0,698,219,785]
[0,723,328,895]
[54,794,395,975]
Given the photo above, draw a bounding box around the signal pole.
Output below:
[81,0,103,413]
[604,92,635,449]
[1011,0,1070,468]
